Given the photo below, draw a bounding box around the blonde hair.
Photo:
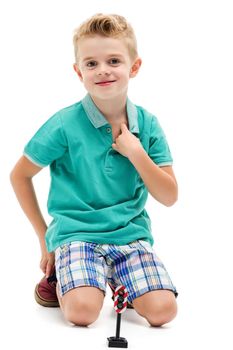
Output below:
[73,13,138,63]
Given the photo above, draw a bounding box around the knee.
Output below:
[64,299,102,326]
[146,297,178,327]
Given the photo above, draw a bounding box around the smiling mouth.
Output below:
[95,80,116,84]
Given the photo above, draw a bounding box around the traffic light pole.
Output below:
[116,313,121,339]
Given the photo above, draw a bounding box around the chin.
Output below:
[90,92,121,101]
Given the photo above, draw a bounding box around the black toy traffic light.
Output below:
[107,285,128,348]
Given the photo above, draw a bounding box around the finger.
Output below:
[121,123,128,131]
[40,260,47,274]
[41,266,46,275]
[45,262,53,278]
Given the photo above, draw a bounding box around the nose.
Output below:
[97,63,111,76]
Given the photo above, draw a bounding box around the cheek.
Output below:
[82,71,94,83]
[117,67,130,79]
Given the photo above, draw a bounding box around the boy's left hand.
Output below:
[112,123,143,158]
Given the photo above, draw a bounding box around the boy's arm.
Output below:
[128,148,178,206]
[112,123,177,206]
[10,155,54,277]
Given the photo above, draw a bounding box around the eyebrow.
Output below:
[82,54,124,62]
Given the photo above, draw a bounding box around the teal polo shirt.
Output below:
[23,93,173,252]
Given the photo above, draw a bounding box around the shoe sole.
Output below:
[34,284,60,307]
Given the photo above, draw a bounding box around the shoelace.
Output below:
[47,272,57,287]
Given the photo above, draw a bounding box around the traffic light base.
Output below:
[107,336,128,348]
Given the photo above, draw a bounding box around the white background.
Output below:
[1,0,233,349]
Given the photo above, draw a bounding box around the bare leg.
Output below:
[56,284,105,326]
[132,290,177,327]
[56,283,65,313]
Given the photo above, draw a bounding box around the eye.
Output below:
[109,58,120,65]
[86,61,97,67]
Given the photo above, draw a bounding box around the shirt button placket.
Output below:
[105,126,113,172]
[104,149,114,172]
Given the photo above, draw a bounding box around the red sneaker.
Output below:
[34,272,59,307]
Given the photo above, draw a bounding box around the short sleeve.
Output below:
[148,116,173,166]
[23,112,67,167]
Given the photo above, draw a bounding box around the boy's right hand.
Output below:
[40,251,55,278]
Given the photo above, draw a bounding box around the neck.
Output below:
[90,93,128,125]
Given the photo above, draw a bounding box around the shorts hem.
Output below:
[129,287,178,303]
[58,282,106,298]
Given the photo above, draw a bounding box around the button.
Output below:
[106,127,111,133]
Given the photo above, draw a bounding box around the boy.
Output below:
[10,13,178,327]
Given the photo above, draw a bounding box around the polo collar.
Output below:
[81,93,139,134]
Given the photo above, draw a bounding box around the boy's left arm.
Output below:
[112,123,178,207]
[128,148,178,207]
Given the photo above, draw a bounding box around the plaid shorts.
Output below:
[55,240,178,303]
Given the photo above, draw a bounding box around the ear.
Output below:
[73,63,83,82]
[129,58,142,78]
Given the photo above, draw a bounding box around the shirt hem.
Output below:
[46,234,154,253]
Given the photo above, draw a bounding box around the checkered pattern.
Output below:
[55,240,178,303]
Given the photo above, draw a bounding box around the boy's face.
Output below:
[73,35,142,100]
